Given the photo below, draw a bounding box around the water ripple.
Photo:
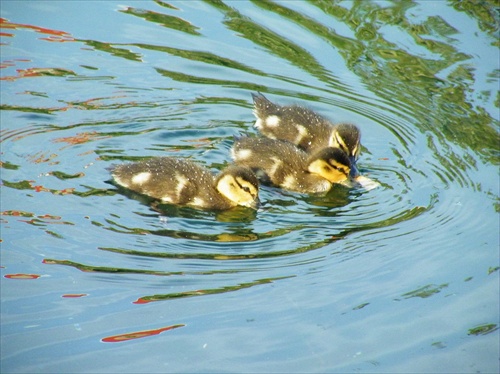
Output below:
[1,4,498,371]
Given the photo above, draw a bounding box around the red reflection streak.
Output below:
[39,36,74,43]
[62,294,87,298]
[34,185,50,193]
[4,274,41,279]
[0,18,74,41]
[53,131,108,145]
[101,324,185,343]
[133,297,156,304]
[1,210,34,217]
[17,68,44,78]
[2,179,75,195]
[38,214,62,220]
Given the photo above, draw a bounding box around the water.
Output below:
[1,1,499,373]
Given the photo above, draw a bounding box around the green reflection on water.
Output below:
[49,171,85,180]
[82,40,142,62]
[0,104,57,115]
[135,43,267,78]
[399,283,449,299]
[251,0,364,89]
[155,67,266,92]
[135,275,294,303]
[313,0,499,166]
[487,266,499,275]
[120,4,201,36]
[451,0,499,38]
[98,235,335,260]
[352,302,370,310]
[43,258,254,276]
[205,0,329,81]
[97,204,428,260]
[467,323,499,336]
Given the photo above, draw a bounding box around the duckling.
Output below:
[252,93,361,177]
[231,136,352,194]
[111,157,259,210]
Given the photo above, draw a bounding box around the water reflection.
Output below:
[1,1,498,372]
[133,276,293,304]
[101,324,185,343]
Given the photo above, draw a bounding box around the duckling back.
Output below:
[252,93,333,153]
[111,157,259,210]
[252,93,361,162]
[231,137,333,193]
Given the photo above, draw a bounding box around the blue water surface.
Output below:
[1,1,499,373]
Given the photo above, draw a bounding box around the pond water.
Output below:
[1,1,499,373]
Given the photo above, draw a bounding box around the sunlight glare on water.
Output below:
[1,1,499,373]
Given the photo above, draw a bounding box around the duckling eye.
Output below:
[328,162,349,176]
[242,186,251,193]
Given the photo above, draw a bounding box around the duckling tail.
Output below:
[233,132,251,141]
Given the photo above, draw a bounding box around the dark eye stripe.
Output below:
[329,162,349,176]
[335,132,360,157]
[235,179,256,196]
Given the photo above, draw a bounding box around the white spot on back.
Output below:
[265,115,280,128]
[268,157,282,178]
[192,197,206,207]
[294,124,308,144]
[315,180,331,193]
[233,148,253,161]
[161,195,173,203]
[113,175,129,188]
[282,175,296,189]
[131,172,151,185]
[175,174,188,198]
[254,118,264,129]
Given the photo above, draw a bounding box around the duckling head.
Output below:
[329,123,361,178]
[307,147,352,184]
[216,166,260,209]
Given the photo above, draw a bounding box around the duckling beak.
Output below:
[250,197,261,210]
[349,157,360,179]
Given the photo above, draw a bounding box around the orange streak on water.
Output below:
[4,274,41,279]
[101,324,185,343]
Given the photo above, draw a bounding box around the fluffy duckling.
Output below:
[252,93,361,176]
[231,137,352,194]
[111,157,259,210]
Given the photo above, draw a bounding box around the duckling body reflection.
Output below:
[252,93,361,174]
[231,137,352,194]
[111,157,259,210]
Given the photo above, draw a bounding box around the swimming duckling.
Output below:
[252,93,361,177]
[231,136,352,194]
[111,157,259,210]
